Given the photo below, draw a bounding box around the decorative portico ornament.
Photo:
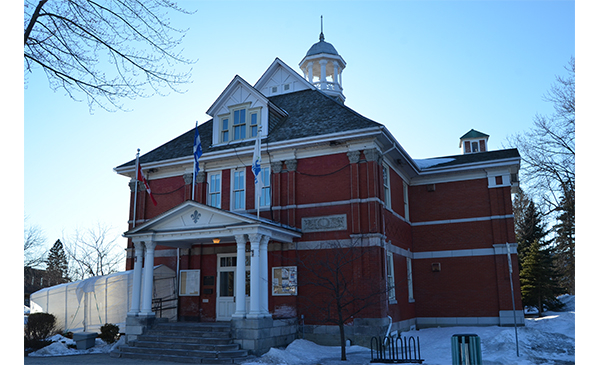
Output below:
[191,210,201,224]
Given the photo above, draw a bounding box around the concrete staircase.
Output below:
[116,321,252,364]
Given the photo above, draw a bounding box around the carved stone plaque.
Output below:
[302,214,347,233]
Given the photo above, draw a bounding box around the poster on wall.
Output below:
[179,269,200,296]
[272,266,297,296]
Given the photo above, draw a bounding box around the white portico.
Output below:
[123,200,301,325]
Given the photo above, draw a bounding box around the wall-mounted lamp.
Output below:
[212,238,221,244]
[432,262,441,272]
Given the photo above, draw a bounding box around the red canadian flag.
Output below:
[137,162,158,206]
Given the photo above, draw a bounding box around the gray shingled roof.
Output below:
[418,149,520,170]
[117,89,382,168]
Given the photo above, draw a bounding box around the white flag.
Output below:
[252,128,263,202]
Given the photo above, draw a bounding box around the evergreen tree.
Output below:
[46,239,69,285]
[514,191,547,268]
[520,240,563,317]
[553,180,575,294]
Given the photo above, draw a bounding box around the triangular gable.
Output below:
[254,58,313,97]
[206,75,269,118]
[126,201,256,236]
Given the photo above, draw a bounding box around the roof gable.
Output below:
[126,201,257,235]
[206,75,268,118]
[254,58,314,97]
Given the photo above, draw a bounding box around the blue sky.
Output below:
[20,1,576,261]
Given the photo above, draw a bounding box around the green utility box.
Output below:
[451,334,482,365]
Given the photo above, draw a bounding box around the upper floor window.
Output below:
[219,104,261,143]
[382,164,391,208]
[232,169,245,210]
[258,166,271,207]
[208,172,221,208]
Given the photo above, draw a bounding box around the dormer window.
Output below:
[471,141,479,152]
[218,104,262,143]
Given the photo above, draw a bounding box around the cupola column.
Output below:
[307,62,313,83]
[333,61,340,91]
[319,59,328,89]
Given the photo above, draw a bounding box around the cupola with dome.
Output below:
[299,17,346,103]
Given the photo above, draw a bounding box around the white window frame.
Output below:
[218,104,262,143]
[231,168,246,211]
[207,172,222,208]
[258,166,271,208]
[386,252,396,303]
[383,164,391,208]
[407,257,414,302]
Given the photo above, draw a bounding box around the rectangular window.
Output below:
[259,166,271,207]
[386,252,396,301]
[471,141,479,152]
[383,164,391,208]
[407,257,414,302]
[250,113,258,137]
[222,118,229,142]
[232,169,245,210]
[403,181,409,221]
[233,109,246,141]
[208,172,221,208]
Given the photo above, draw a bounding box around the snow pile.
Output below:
[27,334,123,357]
[246,295,574,365]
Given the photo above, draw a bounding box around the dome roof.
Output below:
[305,32,339,57]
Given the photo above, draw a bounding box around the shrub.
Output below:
[99,323,120,344]
[25,313,56,341]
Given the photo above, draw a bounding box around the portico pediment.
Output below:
[124,201,300,247]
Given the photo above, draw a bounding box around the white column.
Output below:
[233,234,247,318]
[128,241,144,315]
[140,240,156,316]
[259,235,270,317]
[307,62,313,83]
[247,233,262,318]
[333,61,339,90]
[319,60,328,89]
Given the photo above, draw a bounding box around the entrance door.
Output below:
[216,254,250,321]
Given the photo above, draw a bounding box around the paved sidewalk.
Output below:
[24,353,186,365]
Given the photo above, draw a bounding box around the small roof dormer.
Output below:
[299,17,346,103]
[460,129,489,154]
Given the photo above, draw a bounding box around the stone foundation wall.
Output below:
[300,317,417,348]
[231,317,297,356]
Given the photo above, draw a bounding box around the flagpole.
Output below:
[133,149,140,228]
[255,126,262,219]
[192,121,198,201]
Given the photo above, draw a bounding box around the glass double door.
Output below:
[216,254,250,321]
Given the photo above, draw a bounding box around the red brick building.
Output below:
[115,32,523,352]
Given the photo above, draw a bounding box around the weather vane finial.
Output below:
[319,15,324,41]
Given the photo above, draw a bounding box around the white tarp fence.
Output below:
[30,265,177,333]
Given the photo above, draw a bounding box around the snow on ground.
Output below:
[27,296,575,365]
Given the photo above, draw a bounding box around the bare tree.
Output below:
[507,57,575,217]
[62,223,125,280]
[24,218,48,268]
[24,0,195,111]
[296,239,391,361]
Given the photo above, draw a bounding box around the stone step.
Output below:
[137,334,234,345]
[132,340,240,352]
[154,322,231,331]
[146,329,231,338]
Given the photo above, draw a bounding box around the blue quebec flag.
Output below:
[252,127,263,199]
[193,122,203,181]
